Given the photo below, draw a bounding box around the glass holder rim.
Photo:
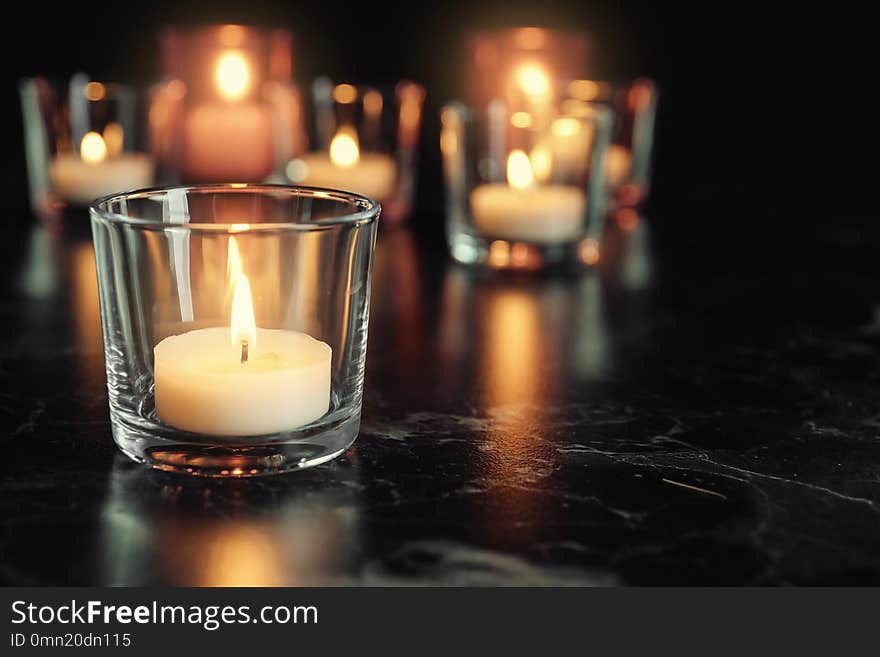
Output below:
[90,183,382,232]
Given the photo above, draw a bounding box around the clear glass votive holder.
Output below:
[150,25,303,184]
[282,78,425,224]
[441,98,614,269]
[20,74,154,220]
[565,78,659,210]
[90,184,380,476]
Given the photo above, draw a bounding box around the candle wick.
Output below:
[241,340,249,364]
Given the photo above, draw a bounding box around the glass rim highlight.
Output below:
[90,183,382,232]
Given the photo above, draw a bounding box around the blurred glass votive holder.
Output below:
[20,74,154,220]
[441,97,614,270]
[90,184,380,476]
[565,78,658,211]
[150,24,302,184]
[282,78,425,224]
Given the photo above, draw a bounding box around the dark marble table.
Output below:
[3,207,880,586]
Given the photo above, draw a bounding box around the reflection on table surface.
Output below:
[100,458,361,586]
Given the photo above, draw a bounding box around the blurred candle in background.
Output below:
[290,125,397,201]
[20,76,155,213]
[151,25,303,183]
[181,49,273,181]
[50,127,152,205]
[284,80,424,222]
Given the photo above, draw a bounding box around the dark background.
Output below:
[0,0,875,271]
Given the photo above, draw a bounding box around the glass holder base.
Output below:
[110,412,360,477]
[448,231,600,271]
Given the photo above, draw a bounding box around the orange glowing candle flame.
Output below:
[231,274,257,359]
[507,149,535,190]
[329,127,360,168]
[80,131,107,164]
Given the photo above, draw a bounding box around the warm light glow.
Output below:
[561,98,592,118]
[84,81,106,101]
[80,131,107,165]
[215,50,250,100]
[230,274,257,351]
[488,240,511,268]
[529,142,552,182]
[579,238,600,265]
[363,90,383,116]
[166,79,186,100]
[515,64,551,98]
[514,27,548,50]
[332,84,358,104]
[102,122,124,157]
[329,128,360,167]
[398,84,424,138]
[229,223,251,233]
[568,79,600,101]
[507,149,535,190]
[510,111,533,128]
[552,117,581,138]
[616,208,640,232]
[227,235,244,287]
[218,24,247,47]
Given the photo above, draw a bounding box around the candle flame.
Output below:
[507,150,535,190]
[515,64,551,98]
[230,274,257,352]
[227,235,256,352]
[329,128,360,167]
[80,131,107,165]
[216,50,250,100]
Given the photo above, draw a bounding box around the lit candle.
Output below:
[471,150,586,244]
[50,129,153,205]
[153,240,332,436]
[181,50,273,181]
[287,127,397,201]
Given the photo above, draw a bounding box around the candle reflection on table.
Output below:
[67,240,104,389]
[98,460,362,586]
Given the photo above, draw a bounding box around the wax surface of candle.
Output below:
[154,327,332,436]
[471,184,586,244]
[50,153,154,205]
[182,103,273,181]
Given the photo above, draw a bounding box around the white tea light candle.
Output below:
[289,128,397,200]
[154,327,331,436]
[50,131,153,205]
[471,150,586,244]
[154,273,331,436]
